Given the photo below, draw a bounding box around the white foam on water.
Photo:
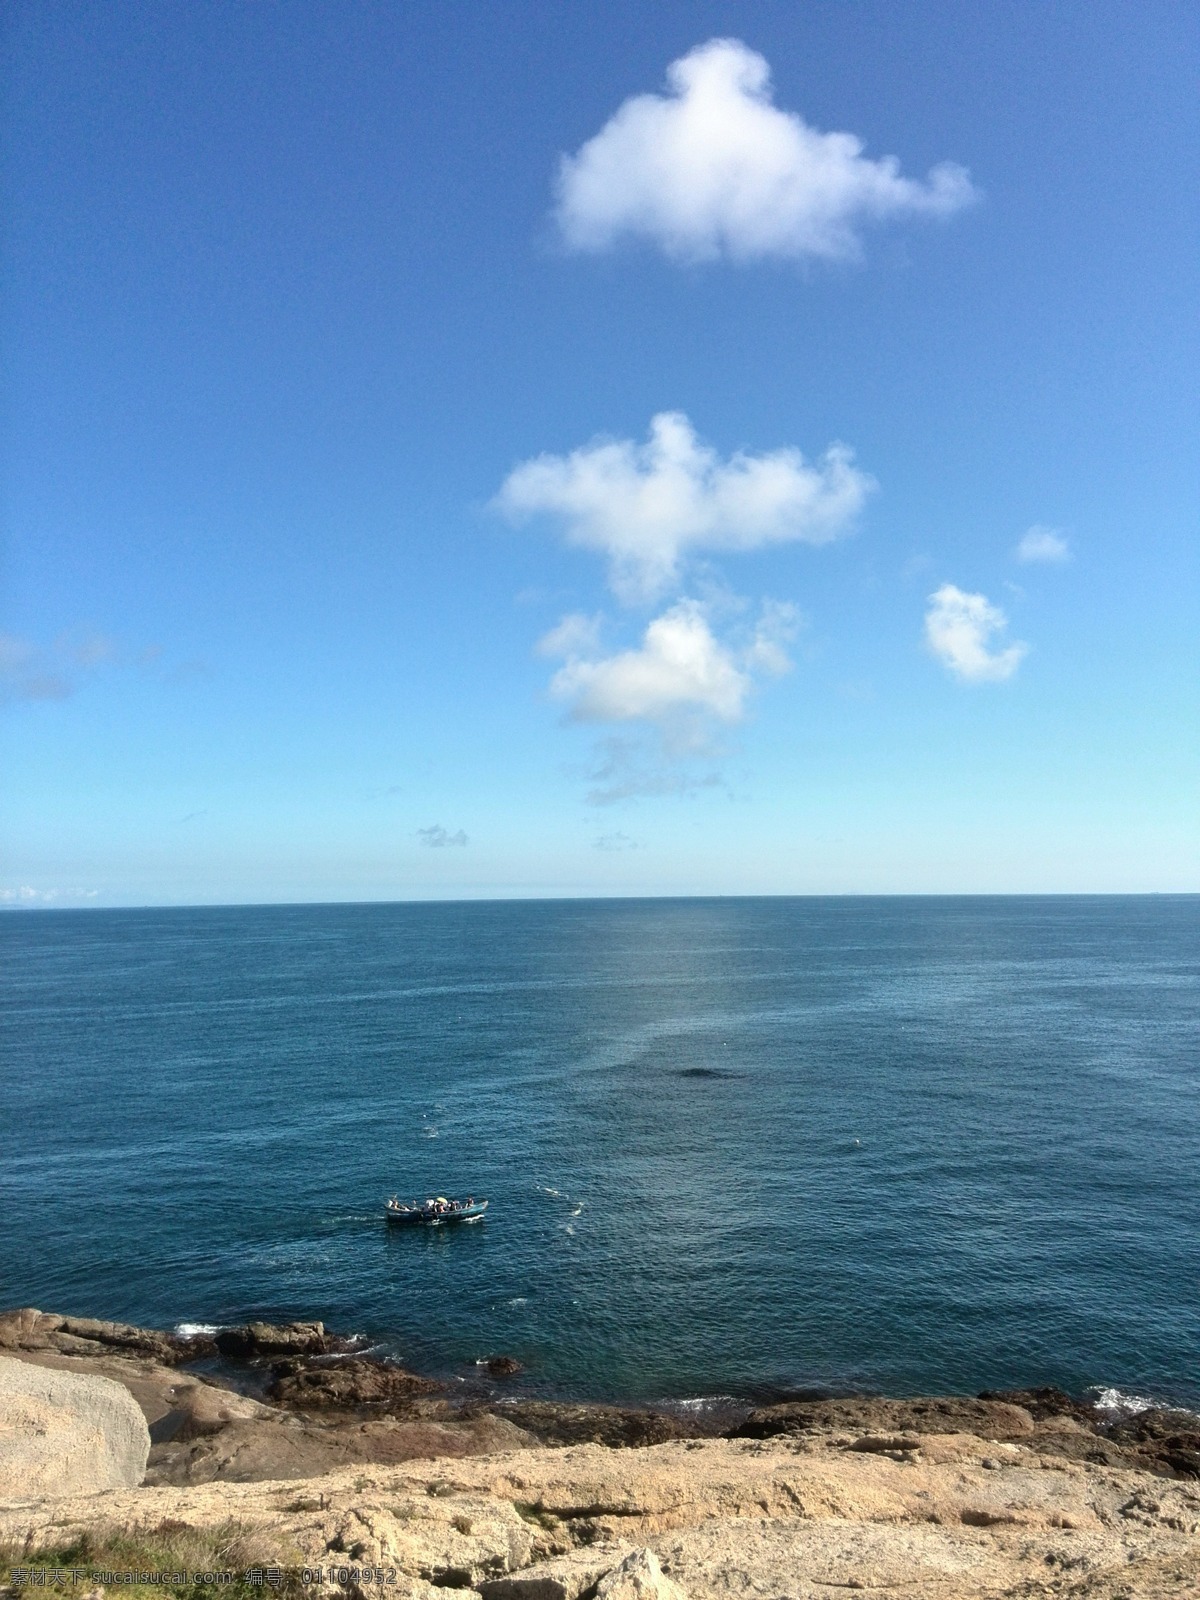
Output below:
[506,1297,528,1307]
[1089,1386,1158,1418]
[564,1223,575,1235]
[571,1203,583,1216]
[174,1322,220,1338]
[537,1184,563,1198]
[673,1395,738,1412]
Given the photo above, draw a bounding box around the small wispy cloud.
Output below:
[575,734,729,808]
[417,825,469,848]
[595,831,638,851]
[1016,525,1070,564]
[0,885,98,905]
[1,634,72,703]
[1,630,168,705]
[555,38,977,264]
[496,411,872,605]
[535,612,604,659]
[924,584,1028,682]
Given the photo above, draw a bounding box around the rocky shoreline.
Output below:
[2,1307,1198,1487]
[2,1308,1199,1597]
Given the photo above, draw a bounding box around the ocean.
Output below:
[2,896,1197,1411]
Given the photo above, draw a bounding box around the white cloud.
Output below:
[497,411,872,603]
[417,825,469,847]
[542,596,796,727]
[535,612,603,658]
[556,38,976,263]
[551,601,748,722]
[924,584,1028,682]
[1016,525,1070,564]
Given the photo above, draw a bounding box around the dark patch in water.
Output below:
[676,1067,743,1080]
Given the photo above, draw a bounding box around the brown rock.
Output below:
[978,1385,1099,1425]
[0,1307,194,1366]
[268,1357,443,1409]
[732,1394,1035,1442]
[145,1409,538,1485]
[214,1320,340,1358]
[0,1308,56,1345]
[496,1401,702,1450]
[1109,1409,1200,1479]
[484,1356,524,1378]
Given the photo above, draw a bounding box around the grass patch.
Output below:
[1,1520,306,1600]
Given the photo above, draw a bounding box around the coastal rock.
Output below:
[979,1385,1100,1424]
[1109,1408,1200,1479]
[497,1401,701,1450]
[5,1434,1198,1597]
[214,1320,341,1358]
[0,1346,276,1447]
[478,1545,633,1600]
[595,1548,686,1600]
[146,1409,538,1485]
[268,1357,443,1408]
[0,1307,197,1366]
[0,1355,150,1500]
[483,1356,524,1378]
[732,1393,1035,1443]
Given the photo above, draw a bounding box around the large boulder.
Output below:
[214,1320,339,1359]
[267,1356,442,1409]
[0,1355,150,1501]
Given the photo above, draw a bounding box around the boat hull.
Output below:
[386,1199,488,1227]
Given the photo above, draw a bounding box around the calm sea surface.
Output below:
[2,898,1197,1409]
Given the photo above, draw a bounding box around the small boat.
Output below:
[386,1195,488,1227]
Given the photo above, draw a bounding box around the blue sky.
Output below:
[2,0,1197,903]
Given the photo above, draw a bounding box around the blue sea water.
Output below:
[1,897,1197,1410]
